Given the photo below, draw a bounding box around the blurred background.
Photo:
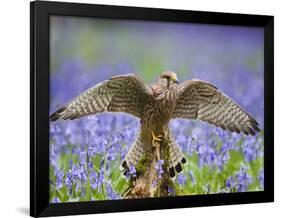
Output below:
[49,15,264,202]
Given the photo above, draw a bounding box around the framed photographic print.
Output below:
[30,0,274,217]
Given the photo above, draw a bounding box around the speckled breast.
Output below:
[141,99,176,130]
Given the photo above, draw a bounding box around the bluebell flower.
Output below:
[258,169,264,189]
[55,170,64,189]
[50,123,67,147]
[126,164,137,178]
[90,171,104,192]
[197,143,216,168]
[155,159,164,178]
[215,127,227,140]
[52,197,61,203]
[65,170,73,190]
[77,165,87,182]
[167,185,175,196]
[188,170,196,184]
[236,167,252,192]
[186,137,198,156]
[177,173,187,186]
[216,151,230,172]
[79,150,87,165]
[90,171,98,190]
[106,182,119,200]
[69,164,87,183]
[152,180,158,188]
[220,142,232,153]
[50,123,63,136]
[242,138,259,162]
[226,176,235,189]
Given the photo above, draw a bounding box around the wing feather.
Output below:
[50,74,153,121]
[172,79,260,135]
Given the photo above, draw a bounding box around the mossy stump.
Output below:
[124,131,175,198]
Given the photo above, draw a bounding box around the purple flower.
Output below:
[90,171,104,192]
[242,138,259,162]
[177,173,187,186]
[167,186,175,196]
[258,169,264,189]
[197,143,216,168]
[152,180,158,188]
[70,164,87,183]
[155,160,164,178]
[89,171,98,190]
[65,170,73,190]
[52,197,61,203]
[50,123,67,147]
[216,151,230,172]
[226,176,235,189]
[236,167,252,192]
[55,170,64,189]
[188,170,196,184]
[106,182,119,200]
[126,164,137,178]
[215,127,228,140]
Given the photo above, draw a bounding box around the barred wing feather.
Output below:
[50,74,153,121]
[172,79,260,135]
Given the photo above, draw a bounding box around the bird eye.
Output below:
[160,75,170,80]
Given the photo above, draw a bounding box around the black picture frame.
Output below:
[30,1,274,217]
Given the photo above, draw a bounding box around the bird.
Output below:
[50,71,260,178]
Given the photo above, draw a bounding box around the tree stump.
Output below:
[124,130,175,198]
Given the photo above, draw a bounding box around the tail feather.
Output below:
[166,129,187,178]
[120,132,144,176]
[120,128,186,178]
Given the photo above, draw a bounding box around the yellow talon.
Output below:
[150,130,163,146]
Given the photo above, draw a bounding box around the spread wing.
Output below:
[50,74,153,121]
[172,79,260,135]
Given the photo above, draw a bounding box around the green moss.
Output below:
[159,138,175,196]
[135,153,150,176]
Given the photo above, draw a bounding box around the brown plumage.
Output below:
[50,71,260,177]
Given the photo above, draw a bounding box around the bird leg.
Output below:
[150,129,163,161]
[150,129,163,146]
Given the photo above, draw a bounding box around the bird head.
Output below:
[159,71,179,88]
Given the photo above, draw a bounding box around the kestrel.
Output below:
[50,71,260,178]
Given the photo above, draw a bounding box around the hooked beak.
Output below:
[171,75,179,84]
